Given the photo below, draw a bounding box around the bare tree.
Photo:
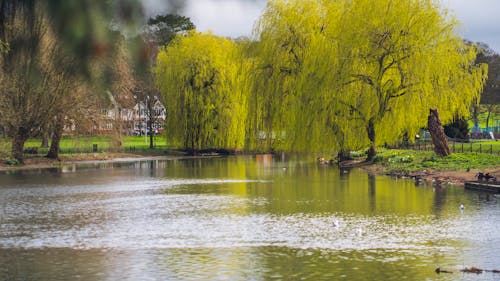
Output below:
[0,10,57,162]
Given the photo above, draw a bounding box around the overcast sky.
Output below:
[444,0,500,52]
[142,0,500,53]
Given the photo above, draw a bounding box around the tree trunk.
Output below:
[148,118,154,149]
[41,131,49,148]
[337,150,351,162]
[427,109,451,157]
[111,108,122,152]
[46,117,63,159]
[366,118,376,160]
[11,127,29,164]
[472,104,479,136]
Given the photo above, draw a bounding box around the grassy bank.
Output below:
[1,136,499,175]
[0,135,170,156]
[369,148,499,174]
[468,111,499,129]
[0,135,180,166]
[400,139,500,155]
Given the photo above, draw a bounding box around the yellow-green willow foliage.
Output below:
[155,32,249,151]
[252,0,487,156]
[250,0,365,153]
[332,0,487,158]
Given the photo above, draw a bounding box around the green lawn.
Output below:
[2,135,499,156]
[371,148,499,173]
[0,135,170,156]
[449,140,500,154]
[468,111,500,129]
[1,135,499,171]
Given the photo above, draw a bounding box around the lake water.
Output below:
[1,156,499,280]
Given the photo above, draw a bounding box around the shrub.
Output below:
[372,155,384,163]
[4,157,20,166]
[350,150,366,158]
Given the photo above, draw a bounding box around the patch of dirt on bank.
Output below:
[0,152,223,171]
[416,168,499,186]
[61,153,143,162]
[338,159,372,168]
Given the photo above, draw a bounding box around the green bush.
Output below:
[350,150,366,158]
[372,155,384,163]
[423,156,437,162]
[4,157,20,166]
[400,155,414,163]
[387,155,414,164]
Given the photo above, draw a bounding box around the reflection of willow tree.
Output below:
[432,187,448,219]
[247,167,435,215]
[156,32,250,153]
[368,174,376,213]
[258,247,437,280]
[251,0,487,159]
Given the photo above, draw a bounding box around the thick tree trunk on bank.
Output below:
[366,118,376,161]
[428,109,451,157]
[11,127,29,163]
[46,117,63,159]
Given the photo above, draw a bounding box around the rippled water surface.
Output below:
[1,156,499,280]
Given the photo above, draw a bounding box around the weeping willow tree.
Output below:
[248,0,319,151]
[252,0,486,158]
[249,0,365,154]
[155,32,249,152]
[329,0,487,159]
